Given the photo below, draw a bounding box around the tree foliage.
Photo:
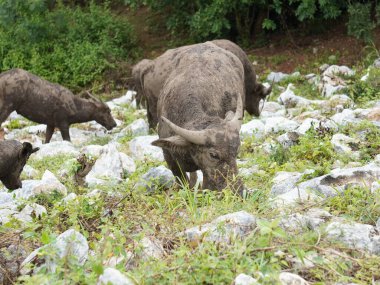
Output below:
[0,0,137,90]
[129,0,379,44]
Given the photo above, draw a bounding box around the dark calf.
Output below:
[0,69,117,143]
[0,140,39,190]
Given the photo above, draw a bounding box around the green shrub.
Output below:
[129,0,379,44]
[0,0,137,91]
[347,68,380,104]
[347,3,376,43]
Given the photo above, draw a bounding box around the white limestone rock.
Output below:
[184,211,256,244]
[129,135,164,161]
[240,120,265,139]
[98,268,134,285]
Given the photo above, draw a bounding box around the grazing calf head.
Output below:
[153,95,244,193]
[0,142,39,190]
[82,92,117,130]
[93,102,116,130]
[246,83,273,116]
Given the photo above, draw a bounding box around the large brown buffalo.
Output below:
[132,39,271,129]
[151,42,245,193]
[0,69,116,143]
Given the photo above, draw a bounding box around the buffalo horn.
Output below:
[161,117,209,145]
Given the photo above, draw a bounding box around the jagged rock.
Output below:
[324,65,355,78]
[279,272,309,285]
[0,245,28,284]
[98,268,134,285]
[323,84,345,98]
[129,135,164,161]
[21,229,89,274]
[0,208,19,224]
[234,273,258,285]
[240,120,265,139]
[278,84,310,108]
[319,64,329,72]
[274,162,380,205]
[81,145,104,157]
[50,128,107,145]
[328,94,354,108]
[184,211,256,244]
[267,72,289,83]
[112,90,136,106]
[296,118,320,135]
[139,165,175,192]
[296,118,338,135]
[330,109,359,126]
[371,181,380,193]
[62,193,78,203]
[14,170,67,200]
[286,252,320,269]
[271,171,303,196]
[320,65,354,98]
[139,237,165,260]
[33,141,79,159]
[20,203,47,218]
[331,134,360,157]
[118,119,149,138]
[22,165,39,179]
[365,107,380,122]
[0,192,16,209]
[264,117,299,134]
[280,208,332,232]
[261,101,284,113]
[239,165,261,178]
[86,144,135,186]
[326,221,380,255]
[24,124,46,134]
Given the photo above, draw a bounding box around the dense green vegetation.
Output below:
[0,0,137,91]
[128,0,380,44]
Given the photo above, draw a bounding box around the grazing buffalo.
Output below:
[152,42,245,193]
[0,140,39,190]
[132,39,271,129]
[0,69,117,143]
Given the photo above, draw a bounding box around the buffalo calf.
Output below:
[0,140,39,190]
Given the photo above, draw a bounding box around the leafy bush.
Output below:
[347,3,376,43]
[128,0,379,44]
[347,68,380,104]
[0,0,137,90]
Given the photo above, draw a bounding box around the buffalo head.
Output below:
[1,142,39,190]
[82,92,117,130]
[246,82,273,116]
[152,95,244,193]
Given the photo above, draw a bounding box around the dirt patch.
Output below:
[248,25,380,74]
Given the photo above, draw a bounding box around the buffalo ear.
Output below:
[152,136,191,152]
[20,142,39,158]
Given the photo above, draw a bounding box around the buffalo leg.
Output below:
[45,125,55,144]
[59,124,71,141]
[0,108,12,127]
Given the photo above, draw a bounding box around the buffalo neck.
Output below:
[69,97,97,124]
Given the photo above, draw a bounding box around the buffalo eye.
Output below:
[209,151,220,160]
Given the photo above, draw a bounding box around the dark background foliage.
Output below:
[0,0,379,92]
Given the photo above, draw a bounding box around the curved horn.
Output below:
[161,117,209,145]
[229,93,243,130]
